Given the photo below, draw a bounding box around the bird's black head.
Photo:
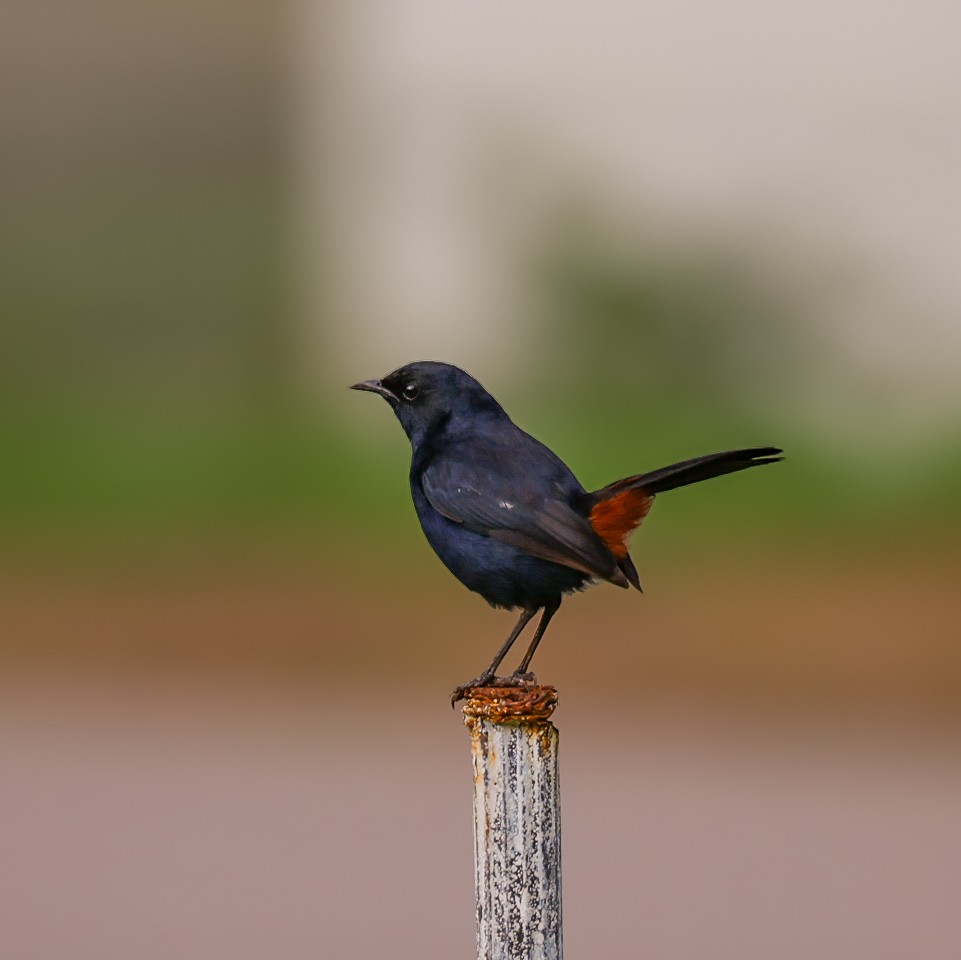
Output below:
[351,361,505,446]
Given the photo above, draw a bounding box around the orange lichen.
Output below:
[462,685,558,723]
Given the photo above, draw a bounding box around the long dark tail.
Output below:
[584,447,783,592]
[613,446,784,496]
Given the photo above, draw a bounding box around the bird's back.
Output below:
[409,413,599,608]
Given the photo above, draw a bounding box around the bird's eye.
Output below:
[402,383,420,401]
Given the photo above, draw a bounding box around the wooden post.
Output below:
[462,686,562,960]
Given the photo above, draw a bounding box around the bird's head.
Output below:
[351,361,504,445]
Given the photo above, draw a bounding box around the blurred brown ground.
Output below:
[2,545,960,959]
[4,544,959,714]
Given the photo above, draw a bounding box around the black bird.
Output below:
[352,361,781,702]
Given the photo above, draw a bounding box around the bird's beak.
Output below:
[350,379,398,402]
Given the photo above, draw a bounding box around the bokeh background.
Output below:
[3,2,961,957]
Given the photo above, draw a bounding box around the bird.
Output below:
[351,361,781,703]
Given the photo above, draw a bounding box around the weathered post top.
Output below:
[462,685,563,960]
[461,685,558,725]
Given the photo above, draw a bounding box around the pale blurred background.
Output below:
[2,1,961,957]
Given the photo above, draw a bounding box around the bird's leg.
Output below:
[476,607,538,681]
[510,599,560,680]
[450,607,537,706]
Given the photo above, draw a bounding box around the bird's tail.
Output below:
[585,447,783,590]
[602,447,784,497]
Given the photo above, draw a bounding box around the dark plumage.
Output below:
[352,361,781,700]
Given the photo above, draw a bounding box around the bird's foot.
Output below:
[450,672,539,708]
[508,671,537,683]
[450,673,493,708]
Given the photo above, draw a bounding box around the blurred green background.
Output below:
[2,3,961,959]
[2,5,960,554]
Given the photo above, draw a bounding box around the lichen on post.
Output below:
[463,685,562,960]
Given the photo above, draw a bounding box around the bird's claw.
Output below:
[450,675,492,708]
[450,672,539,708]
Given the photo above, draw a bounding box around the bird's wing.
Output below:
[421,456,621,583]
